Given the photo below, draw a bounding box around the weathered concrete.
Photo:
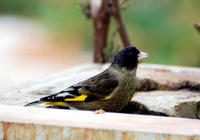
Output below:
[0,105,199,140]
[0,64,200,139]
[0,64,200,118]
[131,90,200,118]
[137,64,200,91]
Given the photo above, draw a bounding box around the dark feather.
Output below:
[31,68,118,103]
[24,100,41,106]
[78,69,118,98]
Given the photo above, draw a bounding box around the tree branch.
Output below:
[112,0,131,47]
[91,0,111,63]
[90,0,131,63]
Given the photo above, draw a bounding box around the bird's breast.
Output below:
[109,73,136,109]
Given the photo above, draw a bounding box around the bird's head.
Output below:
[111,46,148,70]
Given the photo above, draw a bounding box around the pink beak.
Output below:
[138,51,149,61]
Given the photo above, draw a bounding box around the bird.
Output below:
[25,46,148,112]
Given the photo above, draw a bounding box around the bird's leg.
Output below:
[94,109,105,114]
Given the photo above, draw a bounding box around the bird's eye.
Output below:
[128,52,132,56]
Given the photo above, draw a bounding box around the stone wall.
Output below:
[1,64,200,119]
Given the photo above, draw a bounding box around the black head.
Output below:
[111,46,148,70]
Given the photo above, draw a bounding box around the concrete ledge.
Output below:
[0,63,200,119]
[0,105,200,140]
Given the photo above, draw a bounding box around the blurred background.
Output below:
[0,0,200,93]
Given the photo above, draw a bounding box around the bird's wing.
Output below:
[25,69,118,107]
[77,69,118,101]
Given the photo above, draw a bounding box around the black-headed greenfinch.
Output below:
[25,46,148,112]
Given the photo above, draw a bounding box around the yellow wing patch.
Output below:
[101,95,111,100]
[44,102,68,107]
[65,95,88,102]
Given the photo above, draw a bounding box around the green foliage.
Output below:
[0,0,200,66]
[123,0,200,66]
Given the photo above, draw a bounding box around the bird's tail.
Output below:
[24,100,41,107]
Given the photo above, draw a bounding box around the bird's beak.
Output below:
[138,51,149,61]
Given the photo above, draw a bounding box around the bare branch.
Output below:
[91,0,111,63]
[90,0,132,63]
[112,0,131,47]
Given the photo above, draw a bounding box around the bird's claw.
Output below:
[94,109,105,114]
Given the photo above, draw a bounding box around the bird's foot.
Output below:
[94,109,105,114]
